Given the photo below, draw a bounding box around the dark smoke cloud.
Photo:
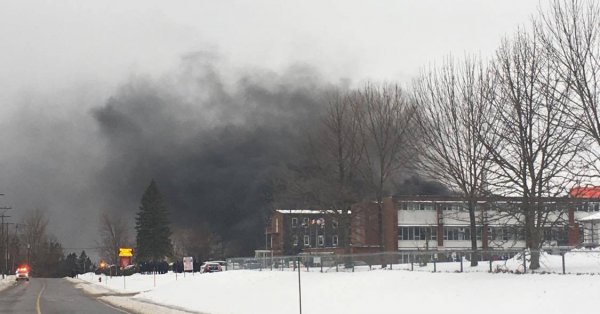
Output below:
[93,54,332,255]
[0,53,445,257]
[393,175,451,196]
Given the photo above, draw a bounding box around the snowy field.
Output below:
[77,251,600,314]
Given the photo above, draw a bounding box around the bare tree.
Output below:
[412,56,498,266]
[485,29,583,269]
[273,89,364,254]
[21,209,49,270]
[98,211,131,265]
[538,0,600,173]
[172,224,215,262]
[311,90,364,254]
[352,83,417,252]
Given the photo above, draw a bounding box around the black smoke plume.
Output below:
[393,175,451,196]
[93,54,332,255]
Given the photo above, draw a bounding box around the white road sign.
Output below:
[183,256,194,271]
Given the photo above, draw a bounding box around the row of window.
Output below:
[398,226,568,242]
[397,227,437,241]
[574,202,600,212]
[398,202,600,212]
[399,203,483,211]
[291,217,338,229]
[293,235,339,247]
[397,226,472,241]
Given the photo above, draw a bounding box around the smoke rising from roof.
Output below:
[393,175,451,196]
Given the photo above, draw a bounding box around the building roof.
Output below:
[569,186,600,198]
[394,193,600,203]
[275,209,351,214]
[275,209,323,214]
[393,195,574,203]
[579,212,600,221]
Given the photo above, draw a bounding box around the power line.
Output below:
[63,246,108,251]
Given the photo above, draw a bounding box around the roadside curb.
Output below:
[65,277,204,314]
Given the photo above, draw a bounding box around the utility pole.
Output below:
[5,222,14,276]
[0,213,3,279]
[0,191,12,274]
[11,223,20,272]
[0,193,6,279]
[0,207,12,279]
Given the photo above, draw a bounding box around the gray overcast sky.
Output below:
[0,0,545,251]
[1,0,543,98]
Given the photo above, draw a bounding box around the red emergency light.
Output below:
[17,265,29,272]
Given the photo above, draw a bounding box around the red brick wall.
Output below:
[567,207,580,246]
[351,202,380,247]
[270,211,284,254]
[436,207,444,247]
[351,198,398,252]
[383,197,398,252]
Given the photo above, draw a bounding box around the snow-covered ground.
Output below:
[390,250,600,274]
[0,275,15,292]
[76,251,600,314]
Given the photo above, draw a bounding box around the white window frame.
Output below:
[407,203,419,210]
[291,218,298,228]
[303,235,310,246]
[318,235,324,246]
[332,235,338,247]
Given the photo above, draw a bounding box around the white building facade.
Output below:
[393,193,600,260]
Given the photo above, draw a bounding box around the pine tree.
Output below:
[135,180,173,262]
[77,250,89,274]
[64,252,78,277]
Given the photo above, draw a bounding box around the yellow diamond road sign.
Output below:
[119,248,133,257]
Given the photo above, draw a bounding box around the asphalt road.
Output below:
[0,278,128,314]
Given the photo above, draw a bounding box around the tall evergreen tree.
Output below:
[63,252,78,277]
[77,250,92,273]
[135,180,173,262]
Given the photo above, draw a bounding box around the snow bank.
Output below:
[336,250,600,274]
[69,276,198,314]
[79,271,188,293]
[0,275,15,292]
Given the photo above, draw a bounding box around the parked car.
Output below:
[208,260,227,269]
[201,262,223,273]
